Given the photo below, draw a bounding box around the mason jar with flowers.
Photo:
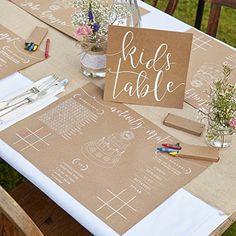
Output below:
[205,64,236,148]
[72,0,133,79]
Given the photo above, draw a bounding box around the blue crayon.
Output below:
[25,42,33,49]
[157,147,179,153]
[28,43,35,51]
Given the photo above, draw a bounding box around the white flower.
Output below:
[72,0,131,39]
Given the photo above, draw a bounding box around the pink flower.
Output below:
[229,117,236,128]
[74,25,92,39]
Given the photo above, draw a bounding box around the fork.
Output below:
[0,75,59,111]
[0,79,68,119]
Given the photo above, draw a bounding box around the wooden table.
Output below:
[0,0,235,235]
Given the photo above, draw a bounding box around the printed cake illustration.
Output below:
[191,64,224,88]
[81,131,134,168]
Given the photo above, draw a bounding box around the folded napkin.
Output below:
[0,72,32,100]
[0,73,66,131]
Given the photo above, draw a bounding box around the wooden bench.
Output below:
[0,181,91,236]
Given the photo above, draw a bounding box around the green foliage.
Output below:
[208,65,236,129]
[223,222,236,236]
[145,0,236,48]
[0,161,24,192]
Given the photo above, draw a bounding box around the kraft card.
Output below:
[104,26,193,108]
[0,83,211,234]
[185,28,236,112]
[178,143,219,162]
[10,0,149,40]
[26,26,48,46]
[0,24,45,80]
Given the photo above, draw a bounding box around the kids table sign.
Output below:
[104,26,193,108]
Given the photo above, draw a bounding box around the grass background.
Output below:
[145,0,236,48]
[0,0,235,235]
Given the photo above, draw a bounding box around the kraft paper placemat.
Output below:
[185,28,236,111]
[0,24,45,80]
[10,0,149,40]
[0,83,211,234]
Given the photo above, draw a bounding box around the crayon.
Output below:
[169,152,178,156]
[45,38,50,58]
[162,143,182,150]
[157,147,180,153]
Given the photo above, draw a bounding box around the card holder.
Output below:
[163,113,205,136]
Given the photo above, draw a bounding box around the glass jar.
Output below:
[80,38,107,79]
[205,125,234,148]
[79,0,141,79]
[113,0,142,27]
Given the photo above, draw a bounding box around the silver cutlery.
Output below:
[0,79,68,118]
[0,74,60,111]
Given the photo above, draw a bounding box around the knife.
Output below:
[0,79,68,118]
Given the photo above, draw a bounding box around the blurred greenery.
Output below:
[0,0,235,235]
[0,160,24,192]
[145,0,236,48]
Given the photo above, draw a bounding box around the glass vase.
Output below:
[79,0,141,79]
[80,38,107,79]
[113,0,142,27]
[205,125,234,148]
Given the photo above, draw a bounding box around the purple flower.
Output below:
[88,3,94,21]
[93,23,100,33]
[88,9,94,21]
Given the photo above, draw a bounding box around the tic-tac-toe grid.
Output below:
[13,127,51,152]
[96,188,137,221]
[192,35,213,52]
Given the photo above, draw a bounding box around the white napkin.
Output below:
[0,72,32,99]
[0,73,64,131]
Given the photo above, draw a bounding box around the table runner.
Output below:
[10,0,149,40]
[185,28,236,111]
[0,82,211,234]
[0,24,45,79]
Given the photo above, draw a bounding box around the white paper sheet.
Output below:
[139,1,190,32]
[0,72,32,99]
[124,189,228,236]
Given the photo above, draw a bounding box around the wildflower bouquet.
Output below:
[72,0,130,42]
[72,0,131,78]
[205,64,236,147]
[207,65,236,129]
